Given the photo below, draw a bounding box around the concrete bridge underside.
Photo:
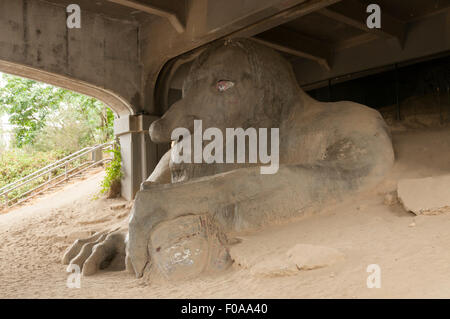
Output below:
[0,0,449,200]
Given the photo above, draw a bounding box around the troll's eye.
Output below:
[216,80,235,92]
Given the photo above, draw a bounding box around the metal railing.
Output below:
[0,142,114,209]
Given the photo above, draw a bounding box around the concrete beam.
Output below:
[252,26,333,70]
[228,0,342,38]
[293,10,450,90]
[107,0,186,33]
[0,59,135,116]
[335,33,379,51]
[319,0,406,46]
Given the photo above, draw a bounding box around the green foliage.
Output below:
[33,102,114,154]
[0,148,71,202]
[0,124,7,153]
[0,148,66,188]
[0,72,118,202]
[0,73,115,150]
[0,75,63,147]
[100,142,123,195]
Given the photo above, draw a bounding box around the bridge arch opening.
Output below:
[0,67,122,208]
[0,60,134,117]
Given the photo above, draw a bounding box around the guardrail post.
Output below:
[65,163,68,180]
[4,192,8,208]
[91,147,103,164]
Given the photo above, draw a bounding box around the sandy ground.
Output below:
[1,127,450,298]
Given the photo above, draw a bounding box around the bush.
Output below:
[0,72,117,204]
[100,142,122,196]
[0,148,71,203]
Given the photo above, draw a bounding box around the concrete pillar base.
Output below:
[114,115,159,201]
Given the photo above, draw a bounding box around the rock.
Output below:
[149,215,232,281]
[398,175,450,215]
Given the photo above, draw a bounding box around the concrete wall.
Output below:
[0,0,154,200]
[0,0,142,116]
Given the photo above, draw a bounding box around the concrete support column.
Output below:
[114,114,160,200]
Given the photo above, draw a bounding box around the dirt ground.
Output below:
[1,127,450,298]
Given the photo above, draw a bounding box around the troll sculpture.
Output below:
[63,39,394,281]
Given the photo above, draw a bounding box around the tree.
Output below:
[0,74,63,147]
[0,73,115,150]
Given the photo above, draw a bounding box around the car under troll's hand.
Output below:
[62,38,394,282]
